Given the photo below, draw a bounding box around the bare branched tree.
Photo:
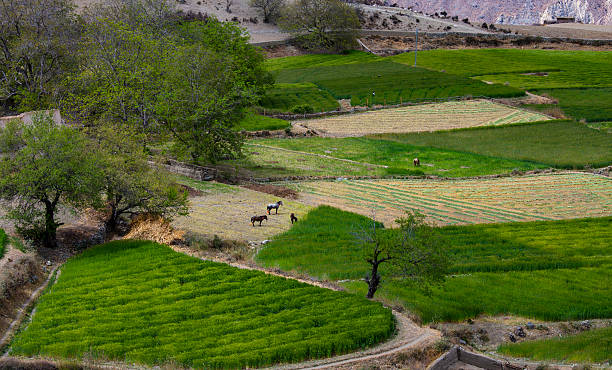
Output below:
[249,0,284,23]
[354,210,449,299]
[0,0,80,113]
[278,0,360,51]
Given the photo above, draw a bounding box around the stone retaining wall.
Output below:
[149,159,217,182]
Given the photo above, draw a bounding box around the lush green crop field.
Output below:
[235,111,290,131]
[529,88,612,122]
[258,83,340,113]
[0,229,7,258]
[254,137,547,178]
[391,49,612,89]
[11,240,394,368]
[265,51,380,71]
[376,120,612,169]
[273,61,523,106]
[258,207,612,322]
[498,327,612,363]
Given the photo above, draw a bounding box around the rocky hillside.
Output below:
[388,0,612,25]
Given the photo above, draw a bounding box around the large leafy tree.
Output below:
[278,0,360,51]
[356,211,449,299]
[91,125,189,231]
[65,19,168,146]
[0,114,103,248]
[0,0,80,113]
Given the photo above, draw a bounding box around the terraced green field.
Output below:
[391,49,612,89]
[258,83,340,113]
[273,60,523,106]
[235,111,290,131]
[265,50,380,71]
[498,327,612,363]
[257,207,612,322]
[253,137,547,178]
[11,240,394,368]
[529,88,612,122]
[376,120,612,169]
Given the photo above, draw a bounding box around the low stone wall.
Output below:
[149,159,217,182]
[428,346,525,370]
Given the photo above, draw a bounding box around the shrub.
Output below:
[291,104,315,114]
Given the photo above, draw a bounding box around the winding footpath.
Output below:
[0,266,61,357]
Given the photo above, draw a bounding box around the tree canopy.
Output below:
[0,113,102,248]
[279,0,360,51]
[356,210,449,299]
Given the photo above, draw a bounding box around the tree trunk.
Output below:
[106,203,118,232]
[366,261,381,299]
[43,201,59,249]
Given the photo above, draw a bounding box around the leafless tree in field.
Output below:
[250,0,284,23]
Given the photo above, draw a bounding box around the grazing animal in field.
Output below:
[267,200,283,214]
[290,213,298,224]
[251,215,267,226]
[413,158,420,167]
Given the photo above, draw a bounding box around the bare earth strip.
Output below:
[295,100,551,137]
[173,187,313,241]
[285,173,612,227]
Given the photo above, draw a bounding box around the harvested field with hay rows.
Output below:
[173,183,311,241]
[10,241,394,368]
[285,173,612,226]
[295,100,550,137]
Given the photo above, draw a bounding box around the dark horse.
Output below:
[267,200,283,215]
[290,213,298,224]
[251,215,267,226]
[413,158,420,167]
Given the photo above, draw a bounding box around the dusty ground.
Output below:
[503,23,612,40]
[435,316,612,352]
[172,186,312,241]
[294,100,550,137]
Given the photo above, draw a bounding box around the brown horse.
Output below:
[290,213,298,224]
[413,158,420,167]
[251,215,267,226]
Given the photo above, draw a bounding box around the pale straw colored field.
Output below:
[285,172,612,226]
[296,100,550,137]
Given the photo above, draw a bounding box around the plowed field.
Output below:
[286,173,612,226]
[296,100,550,137]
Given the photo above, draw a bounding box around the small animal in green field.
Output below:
[290,213,298,224]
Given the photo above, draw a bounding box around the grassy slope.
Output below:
[259,83,340,113]
[11,240,394,368]
[530,88,612,122]
[235,111,290,131]
[498,327,612,363]
[254,137,548,177]
[273,60,523,106]
[257,207,612,322]
[375,120,612,169]
[0,229,7,258]
[392,49,612,89]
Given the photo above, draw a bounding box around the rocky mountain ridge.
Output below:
[387,0,612,25]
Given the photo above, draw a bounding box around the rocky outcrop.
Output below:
[389,0,611,25]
